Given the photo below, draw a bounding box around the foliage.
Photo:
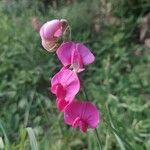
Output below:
[0,0,150,149]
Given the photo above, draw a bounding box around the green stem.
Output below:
[95,128,102,150]
[63,25,72,41]
[82,83,102,150]
[82,83,89,100]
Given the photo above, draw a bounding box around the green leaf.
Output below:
[113,133,126,150]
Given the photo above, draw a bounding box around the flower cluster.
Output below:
[39,19,100,133]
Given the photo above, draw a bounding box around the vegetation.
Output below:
[0,0,150,149]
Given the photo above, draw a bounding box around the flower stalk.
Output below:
[82,84,102,150]
[38,18,101,147]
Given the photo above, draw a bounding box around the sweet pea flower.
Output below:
[51,67,80,111]
[64,101,100,133]
[56,42,95,72]
[40,19,68,52]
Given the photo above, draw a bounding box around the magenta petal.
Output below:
[65,81,80,101]
[54,28,62,37]
[55,84,66,99]
[56,42,74,66]
[40,19,61,40]
[71,47,84,71]
[64,101,100,132]
[64,101,83,126]
[39,19,68,52]
[79,121,87,133]
[77,43,95,65]
[51,84,58,94]
[51,68,80,102]
[57,42,95,72]
[72,117,80,128]
[56,98,69,112]
[83,102,100,128]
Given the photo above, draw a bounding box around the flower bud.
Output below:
[40,19,68,52]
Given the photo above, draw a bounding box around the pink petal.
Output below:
[77,43,95,65]
[83,102,100,128]
[56,98,69,112]
[51,84,66,99]
[54,19,68,37]
[57,42,95,72]
[71,47,84,72]
[79,121,87,133]
[56,42,74,66]
[51,67,68,88]
[51,68,80,101]
[40,19,61,40]
[54,28,63,37]
[64,101,100,132]
[65,81,80,101]
[64,100,83,126]
[72,117,80,128]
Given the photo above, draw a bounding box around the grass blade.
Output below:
[0,121,10,150]
[26,127,39,150]
[0,137,4,149]
[106,105,133,150]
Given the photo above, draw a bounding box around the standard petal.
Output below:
[65,80,80,101]
[56,42,74,66]
[77,43,95,65]
[40,19,61,40]
[83,102,100,128]
[59,68,75,84]
[72,117,80,128]
[51,67,68,86]
[71,48,84,72]
[64,101,83,125]
[64,101,100,132]
[51,68,80,101]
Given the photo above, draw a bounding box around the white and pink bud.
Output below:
[40,19,68,52]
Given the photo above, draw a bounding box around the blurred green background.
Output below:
[0,0,150,149]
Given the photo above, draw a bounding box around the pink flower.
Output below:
[40,19,68,52]
[56,42,95,72]
[51,67,80,111]
[64,101,100,133]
